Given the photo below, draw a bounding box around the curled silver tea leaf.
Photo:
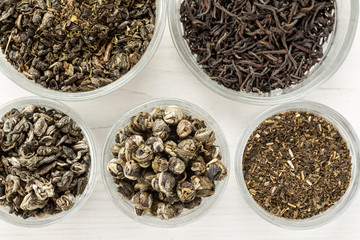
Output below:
[152,156,169,173]
[124,160,143,181]
[56,192,76,211]
[164,106,183,125]
[146,137,164,153]
[133,192,153,216]
[152,119,170,140]
[169,157,186,175]
[206,159,227,181]
[176,181,196,203]
[176,120,192,138]
[194,128,215,146]
[177,139,197,161]
[191,175,215,198]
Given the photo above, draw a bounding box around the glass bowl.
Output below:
[235,101,360,229]
[169,0,359,105]
[0,0,167,102]
[0,97,98,227]
[101,98,230,227]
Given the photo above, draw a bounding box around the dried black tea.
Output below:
[0,0,156,92]
[243,111,351,219]
[180,0,336,93]
[108,106,227,220]
[0,105,91,219]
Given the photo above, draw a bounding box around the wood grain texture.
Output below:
[0,22,359,240]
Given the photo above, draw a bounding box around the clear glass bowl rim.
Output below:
[0,0,167,102]
[101,98,230,228]
[234,100,360,230]
[0,97,98,227]
[168,0,359,105]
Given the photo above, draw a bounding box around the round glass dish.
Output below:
[0,0,167,102]
[102,98,230,227]
[0,97,98,227]
[169,1,359,105]
[235,101,360,229]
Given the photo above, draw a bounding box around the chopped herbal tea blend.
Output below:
[108,105,227,220]
[180,0,336,93]
[243,111,351,219]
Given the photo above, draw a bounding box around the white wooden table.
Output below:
[0,22,359,239]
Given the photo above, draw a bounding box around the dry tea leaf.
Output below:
[108,106,228,220]
[180,0,336,93]
[0,0,156,92]
[243,111,351,219]
[0,105,91,219]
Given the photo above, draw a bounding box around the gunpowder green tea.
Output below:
[243,111,351,219]
[108,105,227,220]
[0,0,156,92]
[0,105,91,219]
